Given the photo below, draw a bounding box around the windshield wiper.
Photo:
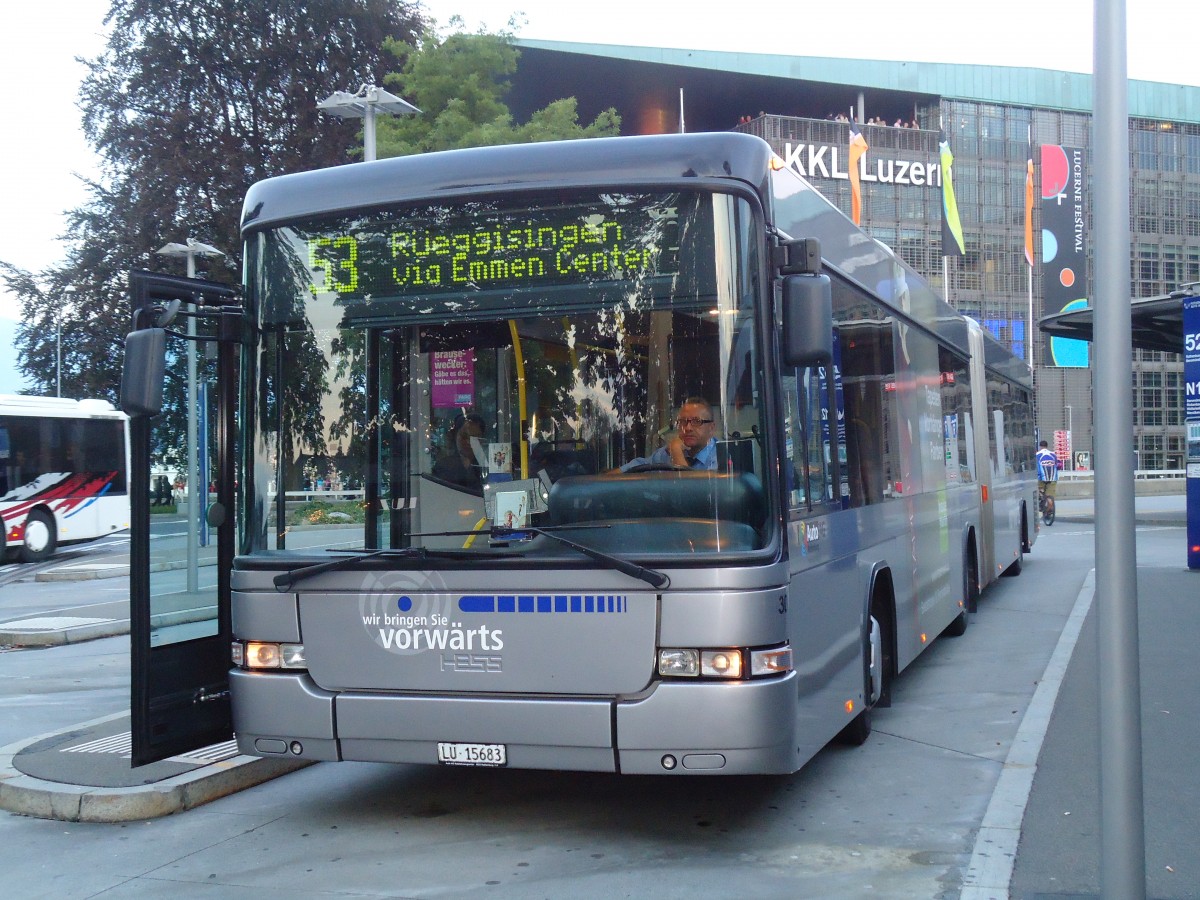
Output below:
[492,525,670,589]
[272,547,484,591]
[276,525,669,592]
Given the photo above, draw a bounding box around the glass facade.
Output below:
[739,106,1190,471]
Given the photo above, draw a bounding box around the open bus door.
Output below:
[121,270,241,766]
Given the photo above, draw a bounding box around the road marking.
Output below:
[61,732,238,765]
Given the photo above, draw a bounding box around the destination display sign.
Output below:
[296,195,694,299]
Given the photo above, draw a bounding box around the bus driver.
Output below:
[623,397,718,471]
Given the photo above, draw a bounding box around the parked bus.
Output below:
[122,133,1036,771]
[0,395,129,562]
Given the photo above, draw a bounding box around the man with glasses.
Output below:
[623,397,718,471]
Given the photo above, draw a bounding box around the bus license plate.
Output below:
[437,742,507,767]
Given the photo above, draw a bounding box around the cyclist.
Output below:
[1036,440,1059,524]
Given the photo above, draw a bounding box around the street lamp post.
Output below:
[57,285,76,398]
[156,239,224,594]
[316,84,420,162]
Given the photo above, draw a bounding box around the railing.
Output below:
[270,490,366,503]
[1059,470,1185,481]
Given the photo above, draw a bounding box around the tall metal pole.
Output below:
[363,97,377,162]
[55,318,61,398]
[159,240,222,594]
[185,250,199,594]
[1093,1,1146,896]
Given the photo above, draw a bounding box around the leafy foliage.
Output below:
[0,0,424,438]
[0,6,619,487]
[374,24,620,158]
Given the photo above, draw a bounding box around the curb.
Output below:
[0,712,312,823]
[0,619,130,647]
[35,557,220,583]
[1052,515,1186,527]
[0,605,219,649]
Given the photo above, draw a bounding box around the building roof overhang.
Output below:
[515,39,1200,124]
[1038,290,1192,355]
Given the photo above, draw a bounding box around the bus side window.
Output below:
[837,319,897,507]
[781,366,832,513]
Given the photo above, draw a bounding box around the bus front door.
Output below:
[125,271,240,766]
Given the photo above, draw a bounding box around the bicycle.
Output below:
[1038,485,1056,526]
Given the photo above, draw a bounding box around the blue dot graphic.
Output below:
[1042,229,1058,264]
[397,596,413,612]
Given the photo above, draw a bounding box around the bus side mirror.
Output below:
[121,328,167,417]
[782,273,833,366]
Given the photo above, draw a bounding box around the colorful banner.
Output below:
[1024,132,1035,267]
[1040,144,1089,367]
[848,121,868,226]
[939,133,965,257]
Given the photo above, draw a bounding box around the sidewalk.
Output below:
[0,712,309,822]
[1006,561,1199,899]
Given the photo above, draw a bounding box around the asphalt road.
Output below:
[0,521,1189,898]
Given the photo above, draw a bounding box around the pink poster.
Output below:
[431,350,475,407]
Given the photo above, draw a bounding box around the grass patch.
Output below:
[288,500,368,526]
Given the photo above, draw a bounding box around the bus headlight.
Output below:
[700,649,743,678]
[234,641,307,671]
[657,648,699,677]
[657,643,791,680]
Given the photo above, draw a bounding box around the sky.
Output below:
[0,0,1191,391]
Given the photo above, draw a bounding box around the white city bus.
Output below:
[122,133,1036,771]
[0,395,130,561]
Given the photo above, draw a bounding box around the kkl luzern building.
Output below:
[510,41,1198,470]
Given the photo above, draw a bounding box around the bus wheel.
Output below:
[944,555,975,637]
[20,510,57,563]
[837,612,886,746]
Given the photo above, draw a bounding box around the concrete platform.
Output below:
[0,711,310,822]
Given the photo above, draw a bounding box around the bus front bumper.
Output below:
[230,668,799,775]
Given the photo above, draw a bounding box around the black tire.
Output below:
[20,509,57,563]
[947,550,977,635]
[965,549,980,614]
[944,607,969,637]
[1042,497,1055,526]
[836,608,889,746]
[837,703,872,745]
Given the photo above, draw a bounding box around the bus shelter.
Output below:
[1039,288,1200,569]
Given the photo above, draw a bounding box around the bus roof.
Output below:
[242,132,774,233]
[0,395,124,418]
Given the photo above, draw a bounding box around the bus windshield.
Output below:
[244,188,772,559]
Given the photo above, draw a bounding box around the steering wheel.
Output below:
[622,463,688,474]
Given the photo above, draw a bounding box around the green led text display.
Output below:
[301,199,685,298]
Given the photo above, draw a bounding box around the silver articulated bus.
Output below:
[122,132,1035,773]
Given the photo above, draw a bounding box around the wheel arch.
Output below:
[863,563,897,709]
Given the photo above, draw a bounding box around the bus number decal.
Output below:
[308,236,359,294]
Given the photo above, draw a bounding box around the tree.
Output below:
[1,0,426,413]
[374,23,620,158]
[311,25,621,466]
